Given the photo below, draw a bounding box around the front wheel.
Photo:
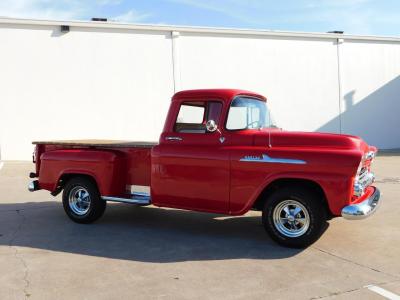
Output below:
[262,186,327,248]
[62,177,106,224]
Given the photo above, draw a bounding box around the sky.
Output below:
[0,0,399,36]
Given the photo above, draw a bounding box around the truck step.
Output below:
[101,192,151,205]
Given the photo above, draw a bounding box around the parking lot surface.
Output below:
[0,156,399,300]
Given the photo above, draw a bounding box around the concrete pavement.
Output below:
[0,156,399,299]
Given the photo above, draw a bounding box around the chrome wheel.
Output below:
[68,186,91,216]
[272,200,310,238]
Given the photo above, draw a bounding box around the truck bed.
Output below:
[32,139,158,148]
[33,139,156,189]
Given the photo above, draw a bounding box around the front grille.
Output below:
[357,167,368,183]
[353,157,375,197]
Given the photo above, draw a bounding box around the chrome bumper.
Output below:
[28,180,39,192]
[341,187,381,220]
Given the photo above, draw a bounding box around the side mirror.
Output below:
[206,120,218,132]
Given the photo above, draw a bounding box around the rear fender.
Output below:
[38,149,126,196]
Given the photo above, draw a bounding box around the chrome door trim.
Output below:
[165,136,183,141]
[239,154,306,165]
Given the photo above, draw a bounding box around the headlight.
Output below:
[365,151,375,160]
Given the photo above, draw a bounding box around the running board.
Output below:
[102,192,151,205]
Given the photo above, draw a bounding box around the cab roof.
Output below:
[172,89,266,102]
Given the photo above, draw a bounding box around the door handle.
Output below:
[165,136,183,141]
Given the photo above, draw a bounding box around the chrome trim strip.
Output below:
[132,192,150,198]
[239,154,306,165]
[341,187,381,220]
[165,136,183,141]
[102,194,151,205]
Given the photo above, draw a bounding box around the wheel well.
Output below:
[51,173,97,196]
[252,178,331,217]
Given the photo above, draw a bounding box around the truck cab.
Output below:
[29,89,381,248]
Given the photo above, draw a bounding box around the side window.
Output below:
[175,102,206,133]
[226,97,268,130]
[226,106,247,129]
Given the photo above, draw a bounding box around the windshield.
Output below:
[226,96,275,130]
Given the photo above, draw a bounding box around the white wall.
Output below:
[177,34,340,133]
[0,23,174,160]
[0,19,399,160]
[337,40,400,149]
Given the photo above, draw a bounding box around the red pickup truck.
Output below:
[28,89,380,247]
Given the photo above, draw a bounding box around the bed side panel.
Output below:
[38,149,127,196]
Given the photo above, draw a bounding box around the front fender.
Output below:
[229,171,352,216]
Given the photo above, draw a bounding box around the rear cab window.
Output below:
[174,101,223,134]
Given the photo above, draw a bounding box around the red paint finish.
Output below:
[125,148,152,187]
[37,145,153,197]
[39,149,127,196]
[31,89,378,218]
[151,133,230,213]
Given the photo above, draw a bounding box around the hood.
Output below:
[253,129,369,152]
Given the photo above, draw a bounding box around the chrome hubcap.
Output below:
[273,200,310,238]
[68,186,91,216]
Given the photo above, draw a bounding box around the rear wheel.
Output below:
[262,186,327,248]
[62,177,106,224]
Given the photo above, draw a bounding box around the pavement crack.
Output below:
[312,246,399,279]
[0,205,54,213]
[309,279,400,299]
[310,287,361,299]
[9,209,31,299]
